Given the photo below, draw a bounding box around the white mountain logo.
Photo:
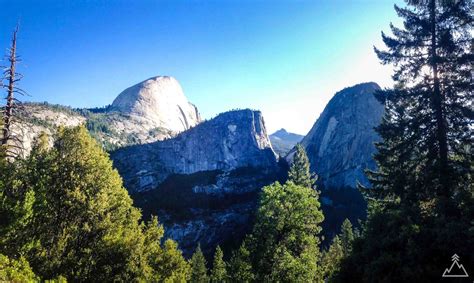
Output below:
[442,254,469,278]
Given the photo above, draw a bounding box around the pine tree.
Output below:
[339,219,354,257]
[210,246,227,283]
[336,1,474,281]
[21,127,148,281]
[248,181,324,282]
[321,236,343,280]
[370,0,473,214]
[158,239,190,282]
[144,217,190,282]
[0,126,193,282]
[228,241,254,283]
[190,245,209,283]
[0,126,190,281]
[288,144,317,189]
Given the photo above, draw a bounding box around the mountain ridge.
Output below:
[293,81,383,189]
[269,128,304,156]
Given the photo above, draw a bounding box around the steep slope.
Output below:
[293,82,383,189]
[112,109,277,193]
[11,76,201,152]
[269,128,304,156]
[10,103,86,157]
[111,109,280,256]
[110,76,201,139]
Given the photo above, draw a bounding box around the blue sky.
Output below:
[0,0,403,134]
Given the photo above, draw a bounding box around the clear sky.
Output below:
[0,0,403,135]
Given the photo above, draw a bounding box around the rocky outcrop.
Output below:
[113,109,280,256]
[9,103,86,157]
[269,128,304,156]
[112,109,277,193]
[110,76,201,142]
[292,82,383,189]
[11,76,202,152]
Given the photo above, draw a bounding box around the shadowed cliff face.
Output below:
[111,109,280,257]
[112,109,278,193]
[291,82,384,189]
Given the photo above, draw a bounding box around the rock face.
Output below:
[9,103,86,157]
[111,76,201,135]
[112,109,277,193]
[294,82,383,189]
[269,128,304,156]
[112,109,280,256]
[12,76,201,152]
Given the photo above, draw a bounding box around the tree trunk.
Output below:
[429,0,449,203]
[2,27,18,146]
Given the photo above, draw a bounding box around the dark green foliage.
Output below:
[319,187,366,246]
[369,0,473,212]
[247,181,324,282]
[0,126,189,282]
[228,241,254,283]
[321,219,356,281]
[288,144,316,189]
[336,0,474,281]
[321,236,343,281]
[190,245,209,283]
[210,246,227,283]
[340,219,354,257]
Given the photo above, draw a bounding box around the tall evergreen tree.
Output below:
[210,246,227,283]
[339,219,354,257]
[143,217,190,282]
[370,0,473,214]
[0,126,190,282]
[288,144,316,189]
[190,244,209,283]
[336,1,473,281]
[320,236,343,281]
[248,181,324,282]
[228,241,254,283]
[19,126,148,281]
[321,220,356,280]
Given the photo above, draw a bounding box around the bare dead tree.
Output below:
[1,25,26,158]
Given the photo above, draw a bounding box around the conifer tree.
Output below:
[190,244,209,283]
[248,181,324,282]
[288,144,316,189]
[210,246,227,283]
[339,219,354,257]
[0,126,190,281]
[18,126,147,281]
[336,1,473,281]
[369,0,473,214]
[228,241,254,283]
[321,236,343,280]
[143,217,190,282]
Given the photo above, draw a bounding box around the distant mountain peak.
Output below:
[269,128,304,156]
[274,128,289,134]
[294,82,384,189]
[111,76,201,132]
